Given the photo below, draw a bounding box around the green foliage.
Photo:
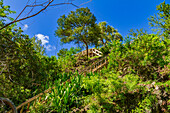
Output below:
[0,1,169,113]
[128,29,148,38]
[99,43,111,55]
[148,1,170,37]
[88,55,101,60]
[81,70,170,112]
[55,7,100,59]
[0,2,35,103]
[0,31,62,105]
[97,21,122,47]
[132,96,152,113]
[30,73,87,112]
[57,47,81,58]
[108,34,169,80]
[81,72,142,112]
[57,48,68,57]
[0,0,15,21]
[0,0,61,106]
[50,74,83,112]
[57,47,81,72]
[27,2,170,112]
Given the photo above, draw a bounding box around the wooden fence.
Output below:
[75,48,102,57]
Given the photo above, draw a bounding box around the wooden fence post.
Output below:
[38,96,41,102]
[33,99,36,107]
[26,102,30,112]
[20,106,24,113]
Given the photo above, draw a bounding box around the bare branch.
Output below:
[14,0,34,21]
[0,0,92,31]
[14,5,27,21]
[0,0,54,30]
[50,2,79,8]
[23,6,35,18]
[79,0,92,7]
[27,0,50,7]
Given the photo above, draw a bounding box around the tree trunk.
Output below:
[86,45,88,60]
[82,38,88,60]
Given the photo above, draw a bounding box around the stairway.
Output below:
[79,55,108,74]
[12,52,108,113]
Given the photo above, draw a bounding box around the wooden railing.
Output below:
[92,49,102,57]
[9,76,75,113]
[13,55,108,113]
[75,48,102,57]
[8,87,53,113]
[81,55,108,74]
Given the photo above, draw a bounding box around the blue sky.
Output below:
[3,0,169,56]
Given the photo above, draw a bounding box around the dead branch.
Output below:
[0,0,92,31]
[0,0,54,30]
[79,0,92,7]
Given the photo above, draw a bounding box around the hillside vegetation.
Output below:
[0,1,170,112]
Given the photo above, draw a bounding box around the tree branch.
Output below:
[79,0,92,7]
[0,0,54,30]
[0,0,92,31]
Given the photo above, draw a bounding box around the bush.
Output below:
[108,34,169,80]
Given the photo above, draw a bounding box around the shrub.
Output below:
[108,34,169,80]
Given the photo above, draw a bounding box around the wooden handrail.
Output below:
[79,55,108,74]
[16,87,53,110]
[74,48,102,57]
[15,74,79,112]
[7,86,54,113]
[15,55,109,112]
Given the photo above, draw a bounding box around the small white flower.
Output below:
[155,85,159,90]
[151,82,155,86]
[158,100,162,105]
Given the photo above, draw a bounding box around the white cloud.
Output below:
[35,34,49,45]
[45,45,52,51]
[44,45,56,51]
[23,24,28,30]
[35,34,56,51]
